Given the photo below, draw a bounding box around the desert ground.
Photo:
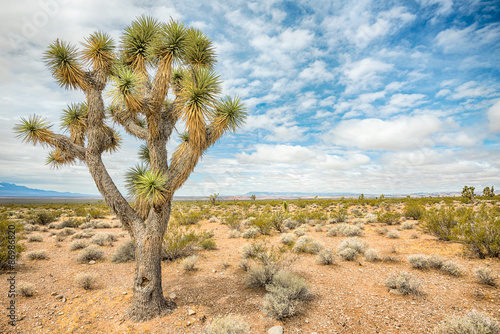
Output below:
[1,197,499,334]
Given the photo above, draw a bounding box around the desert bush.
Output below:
[75,273,98,290]
[18,282,35,297]
[401,221,414,230]
[23,224,39,232]
[173,210,205,226]
[314,224,324,232]
[386,230,400,239]
[244,245,296,289]
[181,255,199,271]
[224,213,241,231]
[475,267,497,287]
[263,270,310,320]
[292,236,323,254]
[205,314,249,334]
[77,245,104,263]
[0,219,25,270]
[250,215,274,235]
[241,242,267,260]
[29,211,57,225]
[404,203,425,220]
[338,247,358,261]
[26,250,48,260]
[200,238,217,250]
[338,238,367,255]
[428,255,445,269]
[330,208,348,223]
[384,271,422,296]
[57,227,76,236]
[163,224,210,261]
[421,206,459,241]
[408,254,429,270]
[377,211,400,225]
[294,227,306,237]
[69,240,88,251]
[28,234,43,242]
[458,206,500,258]
[316,249,335,265]
[71,230,95,239]
[280,233,295,245]
[270,212,286,232]
[111,240,135,263]
[364,248,382,262]
[440,260,465,276]
[375,227,388,235]
[283,219,299,230]
[93,220,112,229]
[242,227,260,239]
[433,310,500,334]
[227,229,241,238]
[327,223,363,237]
[91,232,116,246]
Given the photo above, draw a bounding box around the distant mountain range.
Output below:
[0,182,95,198]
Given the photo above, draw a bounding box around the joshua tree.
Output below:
[483,186,495,197]
[462,186,476,206]
[250,194,256,201]
[209,193,219,205]
[14,16,246,321]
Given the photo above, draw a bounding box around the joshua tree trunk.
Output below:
[126,204,174,321]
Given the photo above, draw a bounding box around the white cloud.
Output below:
[487,100,500,133]
[325,114,442,150]
[450,81,495,100]
[340,58,394,94]
[435,22,500,53]
[298,60,334,83]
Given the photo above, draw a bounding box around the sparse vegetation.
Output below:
[19,282,36,297]
[384,271,422,296]
[75,273,98,290]
[77,245,104,263]
[205,314,249,334]
[475,267,497,287]
[292,236,323,254]
[181,255,199,271]
[112,240,135,263]
[316,249,336,265]
[433,310,500,334]
[26,250,49,260]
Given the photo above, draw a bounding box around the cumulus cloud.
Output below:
[340,58,394,94]
[324,114,442,150]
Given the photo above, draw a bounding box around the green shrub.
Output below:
[77,245,104,262]
[330,208,347,223]
[421,206,459,241]
[377,211,400,225]
[173,210,205,225]
[250,214,274,235]
[75,273,98,290]
[327,223,363,237]
[29,211,57,225]
[384,271,422,296]
[458,206,500,258]
[111,240,135,263]
[205,314,249,334]
[433,310,500,334]
[404,203,425,220]
[224,213,241,231]
[1,220,26,270]
[241,242,267,260]
[200,238,217,250]
[163,224,208,261]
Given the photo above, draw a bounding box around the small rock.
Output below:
[169,293,177,300]
[51,292,58,296]
[268,326,284,334]
[122,292,127,295]
[55,295,64,300]
[212,269,217,273]
[187,309,196,316]
[389,289,403,296]
[89,260,96,265]
[187,321,191,326]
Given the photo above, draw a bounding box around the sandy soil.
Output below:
[1,204,499,334]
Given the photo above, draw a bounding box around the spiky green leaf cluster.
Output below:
[43,40,84,90]
[14,115,53,146]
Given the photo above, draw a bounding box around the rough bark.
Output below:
[126,203,176,322]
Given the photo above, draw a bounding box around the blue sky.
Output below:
[1,0,499,196]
